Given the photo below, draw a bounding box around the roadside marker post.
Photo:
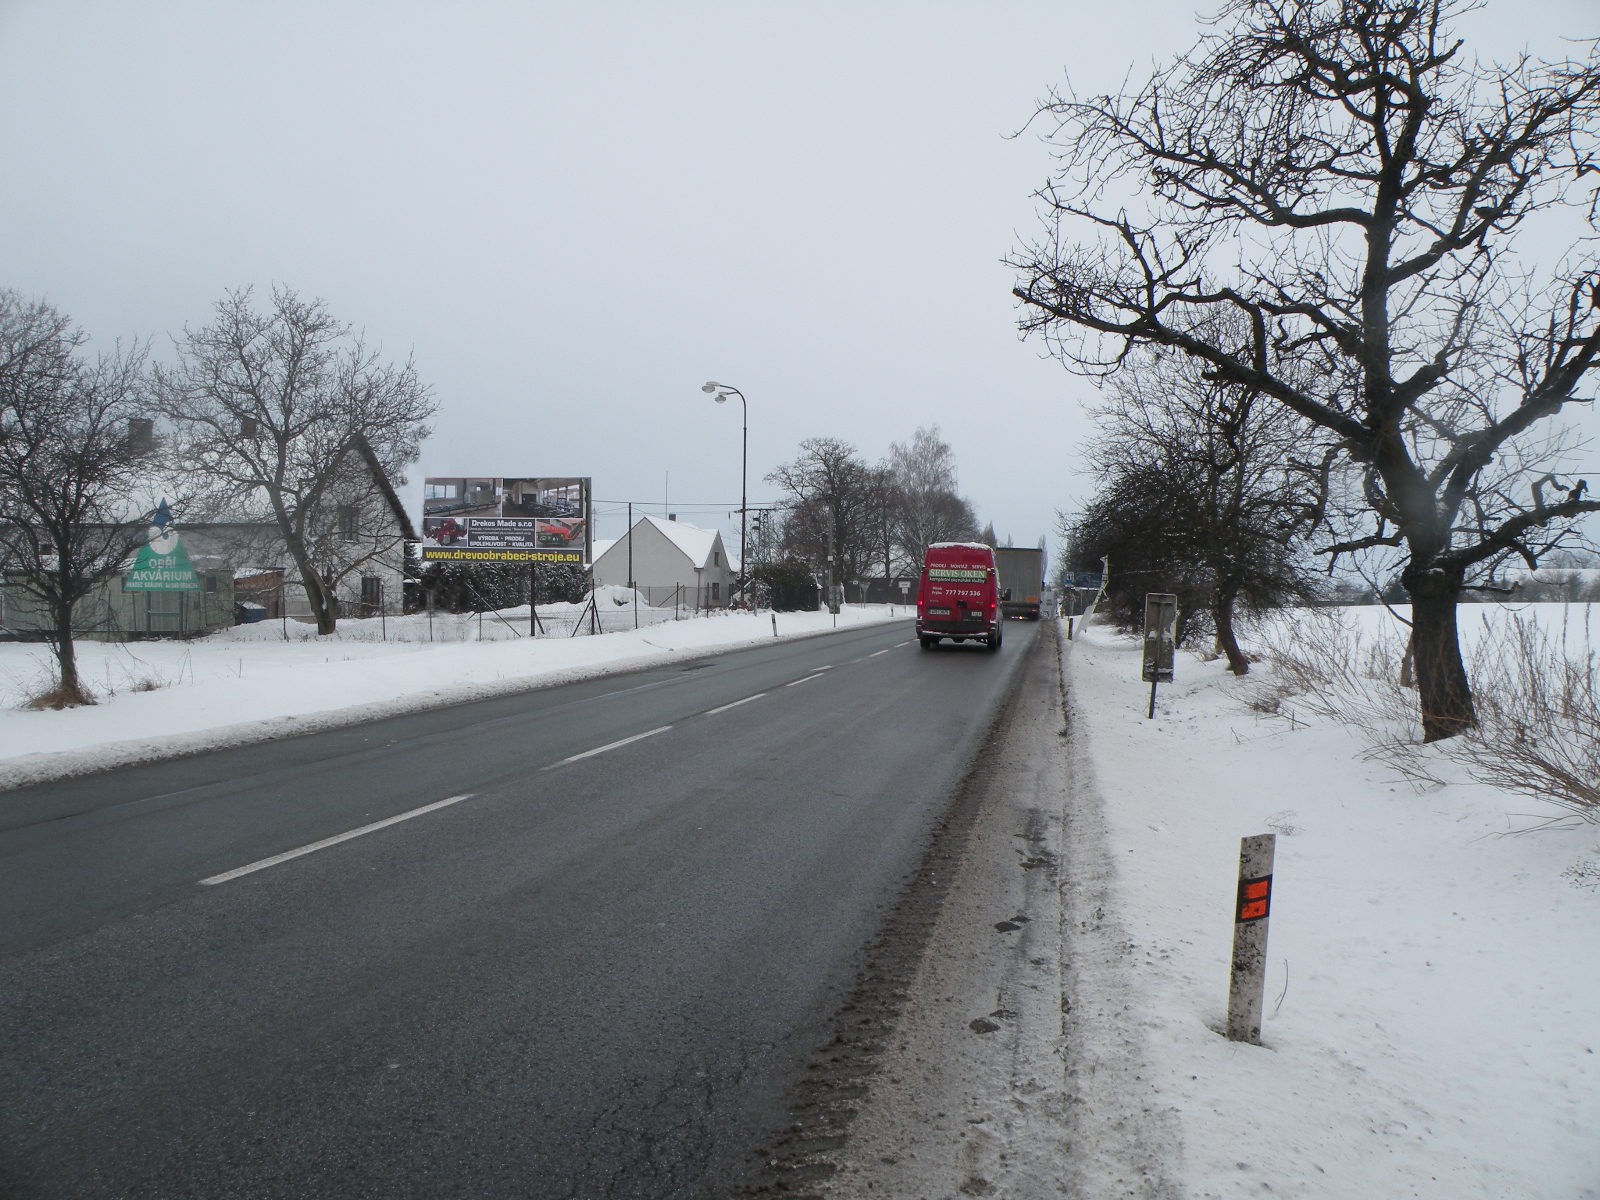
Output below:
[1227,833,1276,1045]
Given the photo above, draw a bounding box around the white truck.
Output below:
[993,546,1046,620]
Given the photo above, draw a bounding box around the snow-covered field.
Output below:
[1063,605,1599,1199]
[1,598,1596,1195]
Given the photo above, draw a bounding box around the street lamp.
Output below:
[701,381,747,607]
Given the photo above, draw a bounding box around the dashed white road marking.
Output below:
[552,725,673,766]
[705,693,767,715]
[200,794,476,885]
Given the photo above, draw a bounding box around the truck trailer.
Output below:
[993,546,1046,620]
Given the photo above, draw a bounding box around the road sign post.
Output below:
[1227,833,1276,1045]
[1141,593,1177,718]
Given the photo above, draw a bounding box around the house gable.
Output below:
[591,515,732,607]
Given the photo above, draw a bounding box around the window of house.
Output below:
[714,551,721,567]
[711,582,720,602]
[337,505,359,539]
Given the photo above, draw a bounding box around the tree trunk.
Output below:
[307,576,337,635]
[286,537,338,635]
[51,609,91,706]
[1213,594,1250,675]
[1403,570,1475,742]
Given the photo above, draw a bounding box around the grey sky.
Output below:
[3,1,1595,555]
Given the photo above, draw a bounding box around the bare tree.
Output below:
[0,292,154,704]
[886,425,980,571]
[1012,0,1600,740]
[766,438,882,594]
[1079,343,1328,672]
[151,286,435,634]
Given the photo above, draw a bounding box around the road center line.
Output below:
[553,725,672,766]
[786,674,826,687]
[705,693,766,716]
[199,793,476,886]
[868,648,893,658]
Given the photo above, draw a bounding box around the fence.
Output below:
[629,583,724,615]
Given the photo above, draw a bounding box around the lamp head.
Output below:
[701,382,720,394]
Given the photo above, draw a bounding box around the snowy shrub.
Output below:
[1252,604,1600,823]
[22,681,97,710]
[1248,607,1416,743]
[1451,609,1600,825]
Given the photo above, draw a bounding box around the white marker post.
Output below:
[1227,833,1276,1045]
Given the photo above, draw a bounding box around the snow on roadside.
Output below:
[0,603,909,790]
[1065,613,1600,1199]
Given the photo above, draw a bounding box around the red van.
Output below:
[915,542,1002,651]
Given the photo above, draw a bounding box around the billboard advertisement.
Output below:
[420,476,590,564]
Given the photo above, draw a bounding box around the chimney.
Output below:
[127,417,155,453]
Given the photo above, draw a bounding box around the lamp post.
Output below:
[701,381,747,607]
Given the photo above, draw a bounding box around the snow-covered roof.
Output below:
[637,514,722,568]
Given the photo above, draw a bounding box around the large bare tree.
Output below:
[766,437,884,595]
[886,425,980,572]
[0,292,154,704]
[152,286,434,634]
[1012,0,1600,740]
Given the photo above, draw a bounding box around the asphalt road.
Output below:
[0,617,1041,1199]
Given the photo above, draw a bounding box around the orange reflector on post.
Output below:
[1236,875,1272,923]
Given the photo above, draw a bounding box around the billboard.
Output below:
[420,476,591,564]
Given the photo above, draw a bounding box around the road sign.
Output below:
[1142,593,1177,683]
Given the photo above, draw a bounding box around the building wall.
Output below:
[592,521,735,609]
[1,439,413,638]
[182,483,410,623]
[0,568,235,640]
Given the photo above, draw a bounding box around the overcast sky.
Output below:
[2,1,1595,555]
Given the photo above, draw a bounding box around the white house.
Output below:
[591,514,734,610]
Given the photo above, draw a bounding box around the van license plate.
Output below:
[928,607,951,616]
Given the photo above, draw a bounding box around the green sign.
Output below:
[125,532,202,592]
